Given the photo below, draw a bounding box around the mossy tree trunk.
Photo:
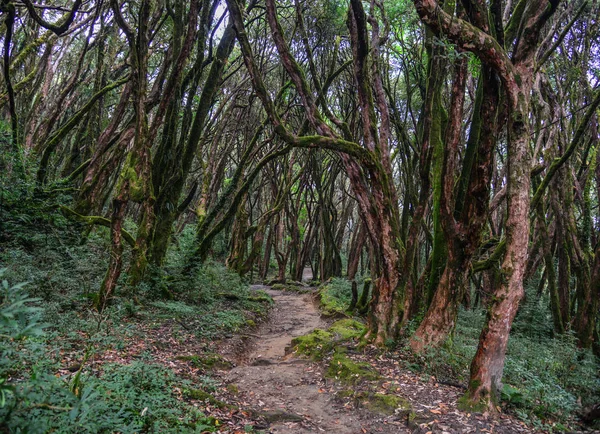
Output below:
[148,6,235,267]
[347,222,367,281]
[412,0,559,411]
[311,155,343,281]
[411,0,502,351]
[97,0,153,308]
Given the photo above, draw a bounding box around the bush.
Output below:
[2,361,218,433]
[319,278,353,315]
[0,163,270,431]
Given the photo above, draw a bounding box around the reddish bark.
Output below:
[412,0,559,410]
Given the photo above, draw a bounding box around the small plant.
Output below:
[0,271,46,340]
[501,384,524,407]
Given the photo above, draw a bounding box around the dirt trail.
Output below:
[220,272,539,434]
[225,283,397,433]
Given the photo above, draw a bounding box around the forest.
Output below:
[0,0,599,432]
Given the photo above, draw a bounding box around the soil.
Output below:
[225,285,366,433]
[212,273,552,434]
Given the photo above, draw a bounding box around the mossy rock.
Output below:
[326,353,380,384]
[183,388,229,408]
[290,329,334,360]
[290,320,365,360]
[176,353,233,370]
[258,409,304,423]
[336,390,412,416]
[247,294,273,304]
[328,319,366,340]
[362,393,412,416]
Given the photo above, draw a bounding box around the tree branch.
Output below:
[531,87,600,209]
[60,206,136,248]
[21,0,82,36]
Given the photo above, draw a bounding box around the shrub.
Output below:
[319,278,353,315]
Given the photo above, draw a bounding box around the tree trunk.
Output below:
[412,54,499,352]
[464,86,532,410]
[411,0,559,411]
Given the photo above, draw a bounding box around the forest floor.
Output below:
[195,279,552,434]
[38,268,588,433]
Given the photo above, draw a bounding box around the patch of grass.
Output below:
[183,388,230,408]
[290,329,334,360]
[2,359,220,433]
[176,353,233,370]
[318,278,353,316]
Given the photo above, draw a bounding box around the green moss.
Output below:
[183,388,229,408]
[116,154,147,203]
[318,279,353,317]
[245,319,256,327]
[363,393,412,415]
[457,393,488,413]
[336,390,412,416]
[328,319,366,340]
[290,320,366,360]
[176,353,233,370]
[247,292,274,304]
[226,383,239,395]
[326,353,380,384]
[336,389,355,399]
[290,329,334,360]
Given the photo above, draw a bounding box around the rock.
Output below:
[258,409,304,423]
[325,352,381,384]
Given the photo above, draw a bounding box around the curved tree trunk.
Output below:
[412,0,559,411]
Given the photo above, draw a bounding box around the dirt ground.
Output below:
[225,286,368,433]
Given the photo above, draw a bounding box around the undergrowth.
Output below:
[0,156,272,431]
[408,292,599,430]
[319,274,599,429]
[319,277,364,315]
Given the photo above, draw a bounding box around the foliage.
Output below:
[407,284,600,426]
[318,278,354,315]
[0,173,271,431]
[2,360,219,433]
[0,271,223,432]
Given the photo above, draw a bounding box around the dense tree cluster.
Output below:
[1,0,599,411]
